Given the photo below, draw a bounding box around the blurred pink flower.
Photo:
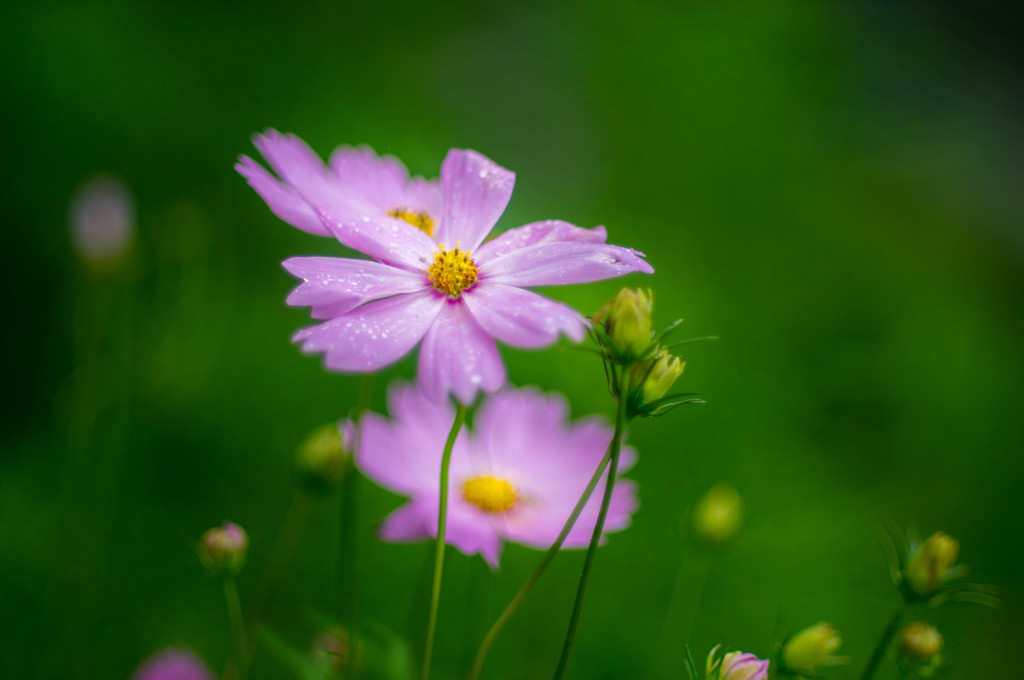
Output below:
[238,131,652,404]
[356,383,638,568]
[131,648,215,680]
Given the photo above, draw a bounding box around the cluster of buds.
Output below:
[592,289,710,418]
[199,521,249,574]
[779,622,848,677]
[690,483,744,547]
[878,527,997,608]
[295,420,355,495]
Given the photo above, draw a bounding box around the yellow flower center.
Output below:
[462,475,517,513]
[428,244,478,297]
[388,207,435,237]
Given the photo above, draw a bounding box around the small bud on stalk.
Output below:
[691,483,743,546]
[296,421,354,495]
[199,521,248,574]
[781,622,848,676]
[904,532,959,597]
[898,622,943,663]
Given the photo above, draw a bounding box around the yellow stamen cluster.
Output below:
[428,244,478,297]
[388,207,435,237]
[463,475,517,513]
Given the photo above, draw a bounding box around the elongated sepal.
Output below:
[684,646,699,680]
[631,394,706,419]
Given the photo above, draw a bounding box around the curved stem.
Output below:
[552,370,630,680]
[860,605,904,680]
[469,445,615,680]
[421,403,468,680]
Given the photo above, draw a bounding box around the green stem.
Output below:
[223,574,247,680]
[421,403,468,680]
[552,369,631,680]
[469,444,615,680]
[860,606,904,680]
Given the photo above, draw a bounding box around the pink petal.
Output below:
[483,241,653,287]
[293,290,444,372]
[236,156,329,236]
[462,283,586,349]
[472,387,571,472]
[379,500,432,541]
[252,130,344,207]
[379,496,503,569]
[283,256,428,319]
[436,149,515,251]
[356,384,469,495]
[314,203,438,272]
[501,477,638,549]
[473,220,608,263]
[417,301,506,405]
[328,145,413,212]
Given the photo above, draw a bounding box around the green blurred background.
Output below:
[3,0,1022,677]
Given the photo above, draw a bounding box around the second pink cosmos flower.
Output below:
[238,131,653,404]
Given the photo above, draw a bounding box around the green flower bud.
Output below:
[782,622,846,675]
[692,483,743,546]
[199,521,248,574]
[641,349,685,403]
[595,288,653,359]
[905,532,959,596]
[898,622,943,662]
[296,421,354,495]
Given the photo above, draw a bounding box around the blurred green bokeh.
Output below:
[3,1,1022,678]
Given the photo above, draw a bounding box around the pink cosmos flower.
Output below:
[355,383,639,568]
[237,131,653,404]
[131,648,215,680]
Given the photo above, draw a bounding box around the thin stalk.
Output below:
[469,444,615,680]
[552,369,631,680]
[860,606,904,680]
[240,490,316,676]
[223,574,247,680]
[421,403,468,680]
[644,555,711,679]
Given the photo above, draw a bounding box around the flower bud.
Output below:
[595,288,653,359]
[782,622,846,675]
[641,349,685,403]
[692,483,743,546]
[905,532,959,596]
[713,650,769,680]
[132,648,215,680]
[898,622,943,662]
[69,174,135,270]
[296,421,354,494]
[311,626,353,675]
[199,521,248,574]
